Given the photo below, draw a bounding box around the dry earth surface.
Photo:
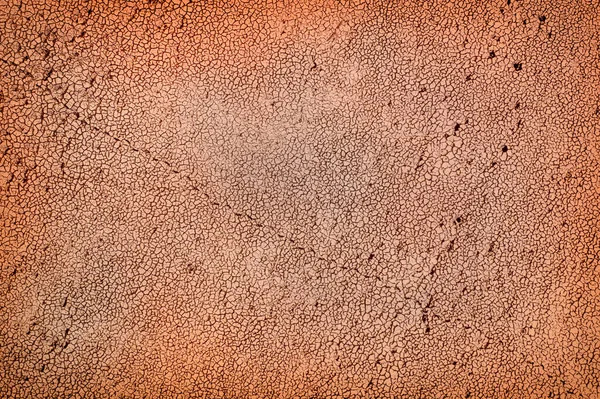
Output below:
[1,0,600,398]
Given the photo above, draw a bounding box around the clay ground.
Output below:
[1,0,599,397]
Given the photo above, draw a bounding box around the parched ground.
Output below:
[1,0,599,397]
